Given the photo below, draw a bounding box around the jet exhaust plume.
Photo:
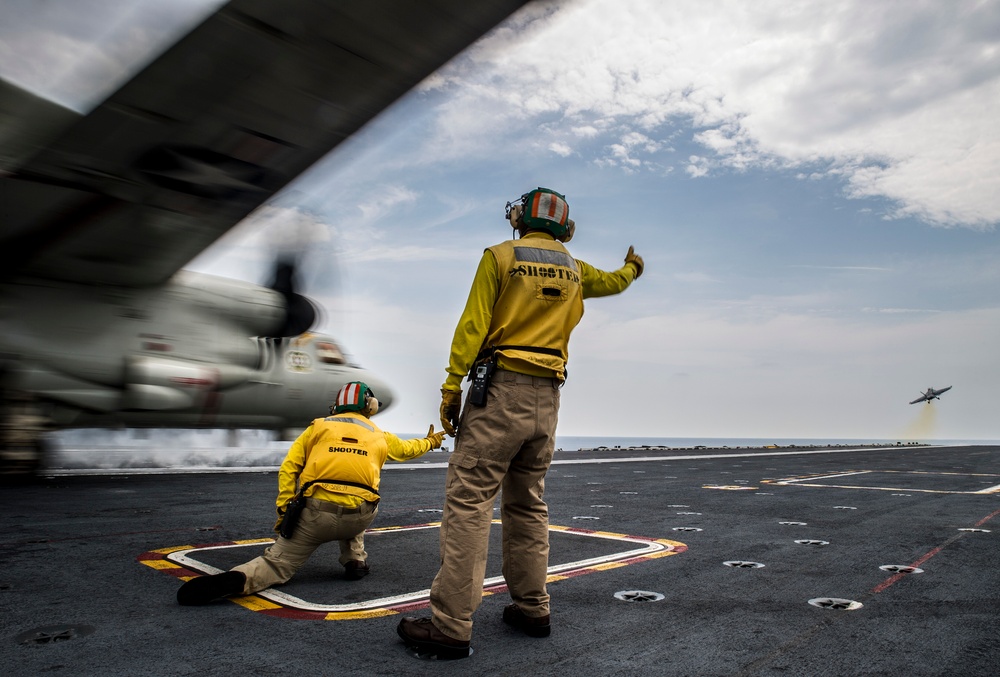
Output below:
[901,402,938,441]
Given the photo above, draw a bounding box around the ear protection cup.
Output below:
[508,204,524,230]
[559,219,575,243]
[365,395,379,417]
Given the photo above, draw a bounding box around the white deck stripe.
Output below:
[167,526,671,613]
[781,471,872,483]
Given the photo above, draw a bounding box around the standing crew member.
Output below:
[177,381,446,605]
[397,187,643,658]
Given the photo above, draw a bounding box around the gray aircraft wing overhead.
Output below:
[0,0,530,288]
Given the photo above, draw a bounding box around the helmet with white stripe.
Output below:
[332,381,379,416]
[505,187,574,242]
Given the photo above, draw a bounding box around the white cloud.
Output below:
[355,185,420,223]
[549,141,573,156]
[0,0,226,110]
[427,0,1000,229]
[6,1,996,228]
[686,155,710,177]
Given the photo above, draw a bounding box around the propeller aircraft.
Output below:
[0,0,530,474]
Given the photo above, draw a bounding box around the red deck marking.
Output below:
[871,507,1000,595]
[974,507,1000,526]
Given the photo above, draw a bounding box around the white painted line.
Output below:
[386,447,951,469]
[974,484,1000,494]
[782,471,872,484]
[167,525,672,613]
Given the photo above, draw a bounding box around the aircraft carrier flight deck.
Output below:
[1,443,998,676]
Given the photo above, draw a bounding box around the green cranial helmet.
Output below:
[506,187,570,239]
[332,381,379,416]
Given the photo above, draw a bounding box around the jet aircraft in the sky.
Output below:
[0,0,530,473]
[909,386,952,404]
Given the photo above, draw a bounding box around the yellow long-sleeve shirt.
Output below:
[277,415,434,510]
[443,232,638,391]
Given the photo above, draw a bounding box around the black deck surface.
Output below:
[1,444,998,675]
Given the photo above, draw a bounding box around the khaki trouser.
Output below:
[233,498,378,594]
[430,369,560,641]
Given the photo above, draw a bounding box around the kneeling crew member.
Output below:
[178,381,445,605]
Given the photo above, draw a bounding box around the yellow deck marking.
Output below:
[143,522,686,621]
[143,559,183,570]
[150,545,194,554]
[232,596,282,612]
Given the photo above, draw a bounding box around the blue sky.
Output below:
[3,0,1000,441]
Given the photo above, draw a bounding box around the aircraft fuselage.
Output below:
[0,271,392,433]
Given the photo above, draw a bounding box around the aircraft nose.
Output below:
[356,370,394,413]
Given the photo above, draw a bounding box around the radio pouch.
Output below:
[468,358,496,407]
[278,494,306,539]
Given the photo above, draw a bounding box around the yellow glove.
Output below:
[426,424,446,449]
[440,388,462,436]
[273,507,286,534]
[625,245,644,278]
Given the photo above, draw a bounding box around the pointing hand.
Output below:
[625,245,644,278]
[427,424,447,449]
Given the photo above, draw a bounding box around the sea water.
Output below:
[552,436,994,451]
[47,428,998,470]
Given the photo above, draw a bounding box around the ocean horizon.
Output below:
[552,435,1000,451]
[47,428,999,470]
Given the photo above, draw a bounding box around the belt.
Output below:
[494,368,559,387]
[304,497,373,514]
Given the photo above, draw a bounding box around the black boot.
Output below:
[503,604,551,637]
[176,571,246,606]
[397,617,471,659]
[344,560,370,580]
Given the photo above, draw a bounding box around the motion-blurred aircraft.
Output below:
[0,0,529,473]
[909,386,952,404]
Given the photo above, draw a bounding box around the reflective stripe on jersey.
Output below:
[324,416,376,432]
[513,246,578,270]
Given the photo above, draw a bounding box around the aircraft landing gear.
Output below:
[1,392,51,482]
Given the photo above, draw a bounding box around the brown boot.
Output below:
[396,617,471,659]
[502,604,551,637]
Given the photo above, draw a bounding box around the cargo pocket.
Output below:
[457,385,517,459]
[446,453,482,498]
[448,453,479,470]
